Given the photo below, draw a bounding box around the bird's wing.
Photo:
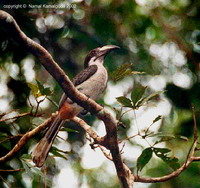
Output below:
[72,64,97,86]
[58,65,97,108]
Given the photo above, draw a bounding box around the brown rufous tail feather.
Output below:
[32,115,64,167]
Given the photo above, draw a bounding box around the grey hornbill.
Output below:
[32,45,120,167]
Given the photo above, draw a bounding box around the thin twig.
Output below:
[0,175,11,188]
[120,143,126,154]
[0,112,31,122]
[0,168,22,172]
[43,166,47,188]
[0,112,58,163]
[99,145,113,160]
[0,134,23,145]
[119,108,133,121]
[192,104,198,141]
[133,110,140,135]
[46,96,58,108]
[119,133,139,143]
[34,96,46,117]
[72,116,104,145]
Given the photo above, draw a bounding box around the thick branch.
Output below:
[0,10,133,187]
[135,143,197,183]
[135,157,192,183]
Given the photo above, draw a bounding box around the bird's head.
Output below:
[84,45,120,68]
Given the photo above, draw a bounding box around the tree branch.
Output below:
[0,168,22,172]
[0,10,133,188]
[135,104,199,183]
[0,112,31,122]
[134,142,196,183]
[0,112,57,163]
[72,116,104,145]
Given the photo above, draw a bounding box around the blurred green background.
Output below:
[0,0,200,187]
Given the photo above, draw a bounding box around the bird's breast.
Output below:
[77,65,108,100]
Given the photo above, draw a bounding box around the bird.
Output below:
[32,45,120,167]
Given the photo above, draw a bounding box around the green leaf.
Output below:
[33,168,52,186]
[36,80,44,92]
[131,71,145,75]
[153,147,180,170]
[28,82,40,98]
[0,133,11,150]
[21,160,34,179]
[1,40,8,51]
[137,147,153,171]
[21,154,32,159]
[144,91,164,103]
[153,136,175,145]
[153,115,162,123]
[149,132,188,140]
[153,135,188,145]
[135,97,146,108]
[153,147,171,154]
[51,146,68,161]
[61,27,70,38]
[60,127,79,133]
[42,88,52,96]
[46,97,59,108]
[26,161,52,186]
[116,96,133,108]
[21,154,52,186]
[148,132,176,138]
[110,64,135,82]
[177,135,188,141]
[131,85,147,107]
[36,80,52,96]
[137,91,164,107]
[167,157,180,170]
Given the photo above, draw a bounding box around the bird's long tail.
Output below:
[32,115,64,167]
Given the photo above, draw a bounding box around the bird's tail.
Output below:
[32,114,64,167]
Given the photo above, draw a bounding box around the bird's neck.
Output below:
[88,57,104,67]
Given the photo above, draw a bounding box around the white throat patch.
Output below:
[88,56,104,66]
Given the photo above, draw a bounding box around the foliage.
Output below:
[137,147,180,173]
[28,80,52,98]
[116,85,164,109]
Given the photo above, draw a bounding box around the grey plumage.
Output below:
[32,45,119,167]
[58,65,98,108]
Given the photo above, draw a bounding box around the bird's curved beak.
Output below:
[98,45,120,58]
